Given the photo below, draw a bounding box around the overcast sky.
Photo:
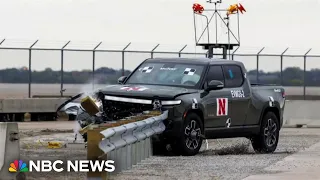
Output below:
[0,0,320,72]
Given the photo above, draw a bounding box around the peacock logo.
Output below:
[9,160,29,172]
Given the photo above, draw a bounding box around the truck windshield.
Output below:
[125,62,205,88]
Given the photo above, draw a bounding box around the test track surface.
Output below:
[17,122,320,180]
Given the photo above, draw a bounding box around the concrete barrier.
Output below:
[0,98,68,113]
[0,122,20,180]
[283,100,320,128]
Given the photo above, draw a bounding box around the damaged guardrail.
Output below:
[98,110,168,175]
[86,110,168,179]
[58,94,169,179]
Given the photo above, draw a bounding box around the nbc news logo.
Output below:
[9,159,115,173]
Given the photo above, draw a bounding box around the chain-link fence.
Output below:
[0,39,319,99]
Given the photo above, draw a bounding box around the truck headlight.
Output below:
[161,100,182,106]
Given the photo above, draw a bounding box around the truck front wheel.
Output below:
[251,111,280,153]
[172,113,203,156]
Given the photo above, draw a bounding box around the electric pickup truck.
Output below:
[60,58,286,156]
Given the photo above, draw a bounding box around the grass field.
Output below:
[0,83,320,98]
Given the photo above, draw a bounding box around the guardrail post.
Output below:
[178,45,187,57]
[115,148,121,174]
[141,117,155,159]
[125,143,131,170]
[303,48,312,100]
[132,120,147,165]
[280,48,289,85]
[28,40,38,98]
[256,47,265,84]
[232,46,240,61]
[92,42,102,90]
[122,123,137,171]
[87,129,106,180]
[141,140,145,161]
[132,141,137,167]
[151,44,160,58]
[146,137,150,157]
[60,41,70,97]
[122,43,131,76]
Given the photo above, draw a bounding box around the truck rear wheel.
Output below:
[251,111,279,153]
[172,113,203,156]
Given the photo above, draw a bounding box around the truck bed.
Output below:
[250,83,285,100]
[251,83,283,91]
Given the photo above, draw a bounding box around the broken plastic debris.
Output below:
[47,141,64,149]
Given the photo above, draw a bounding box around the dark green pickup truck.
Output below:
[61,57,286,156]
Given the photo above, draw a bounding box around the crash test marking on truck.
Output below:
[60,57,285,156]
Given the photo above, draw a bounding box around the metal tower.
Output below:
[193,0,243,59]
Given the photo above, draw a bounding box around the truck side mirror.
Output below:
[205,80,224,91]
[118,76,127,84]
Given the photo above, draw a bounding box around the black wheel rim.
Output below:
[185,120,201,150]
[264,118,277,147]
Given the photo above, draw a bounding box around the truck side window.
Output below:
[206,65,225,84]
[222,65,244,88]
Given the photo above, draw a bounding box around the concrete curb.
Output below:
[306,125,320,128]
[283,124,320,128]
[282,125,301,128]
[283,124,307,128]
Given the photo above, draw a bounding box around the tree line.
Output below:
[0,67,319,86]
[247,67,320,86]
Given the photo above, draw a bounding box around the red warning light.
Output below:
[193,3,204,14]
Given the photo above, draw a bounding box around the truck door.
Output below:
[222,65,250,126]
[202,65,232,128]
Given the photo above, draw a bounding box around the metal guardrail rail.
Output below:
[86,110,168,179]
[98,111,168,175]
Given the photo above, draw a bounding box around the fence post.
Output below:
[232,46,240,60]
[28,40,38,98]
[60,41,70,97]
[256,47,265,84]
[122,43,131,76]
[0,39,5,62]
[0,39,5,45]
[303,48,312,100]
[280,48,289,85]
[151,44,160,58]
[178,45,187,57]
[92,42,102,90]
